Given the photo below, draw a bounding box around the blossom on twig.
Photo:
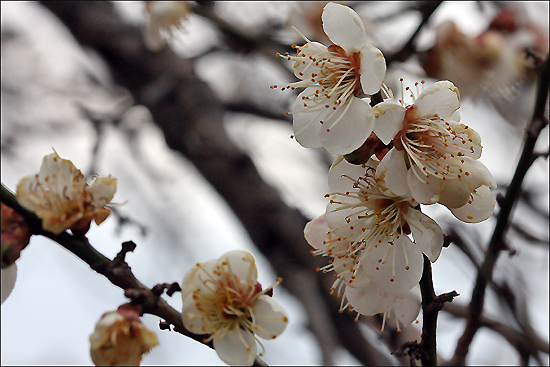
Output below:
[272,2,386,155]
[305,213,421,332]
[373,81,496,221]
[89,305,159,366]
[313,157,443,295]
[16,151,117,235]
[181,250,288,366]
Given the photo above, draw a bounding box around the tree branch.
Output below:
[1,183,268,366]
[451,56,549,365]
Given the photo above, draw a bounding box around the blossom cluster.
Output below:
[275,2,496,332]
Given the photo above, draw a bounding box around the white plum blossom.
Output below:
[16,151,117,235]
[272,2,386,155]
[181,250,288,366]
[373,80,497,219]
[304,214,421,332]
[322,157,444,294]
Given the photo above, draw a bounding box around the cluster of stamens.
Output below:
[313,167,415,303]
[191,261,283,355]
[390,79,477,184]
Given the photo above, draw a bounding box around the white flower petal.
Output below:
[449,185,496,223]
[344,279,384,316]
[362,235,424,293]
[415,81,460,120]
[252,295,288,340]
[359,45,386,94]
[292,88,325,149]
[218,250,258,284]
[88,176,117,206]
[406,210,444,262]
[1,263,17,304]
[214,328,257,366]
[373,101,406,144]
[376,149,410,196]
[181,259,218,299]
[324,199,362,230]
[387,285,422,328]
[292,41,327,79]
[452,122,482,159]
[304,215,330,250]
[438,157,496,208]
[327,157,369,192]
[181,294,207,334]
[407,167,441,204]
[320,97,374,155]
[449,110,461,123]
[322,3,367,53]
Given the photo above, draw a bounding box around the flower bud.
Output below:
[89,304,159,366]
[1,203,32,268]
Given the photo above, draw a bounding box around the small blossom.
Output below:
[89,305,159,366]
[143,1,191,51]
[16,151,117,235]
[373,80,497,216]
[273,2,386,155]
[321,157,443,294]
[181,250,288,366]
[1,263,17,304]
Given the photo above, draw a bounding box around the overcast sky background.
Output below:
[1,2,548,365]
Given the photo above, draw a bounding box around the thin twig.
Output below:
[385,1,443,66]
[450,57,549,365]
[0,183,267,366]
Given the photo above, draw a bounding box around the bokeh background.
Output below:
[1,1,548,365]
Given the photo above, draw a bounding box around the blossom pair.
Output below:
[277,3,496,218]
[181,250,288,366]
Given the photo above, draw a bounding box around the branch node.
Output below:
[151,282,182,297]
[393,340,429,366]
[114,241,137,264]
[159,320,172,331]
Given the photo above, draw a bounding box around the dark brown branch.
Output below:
[443,302,549,359]
[419,255,437,366]
[1,183,267,366]
[451,56,549,365]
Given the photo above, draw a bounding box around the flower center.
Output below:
[393,106,475,183]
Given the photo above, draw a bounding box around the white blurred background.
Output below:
[1,1,548,365]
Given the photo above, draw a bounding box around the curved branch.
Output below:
[1,183,267,366]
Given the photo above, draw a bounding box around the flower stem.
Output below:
[419,254,438,366]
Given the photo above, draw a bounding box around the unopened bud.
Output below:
[89,304,159,366]
[1,203,32,268]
